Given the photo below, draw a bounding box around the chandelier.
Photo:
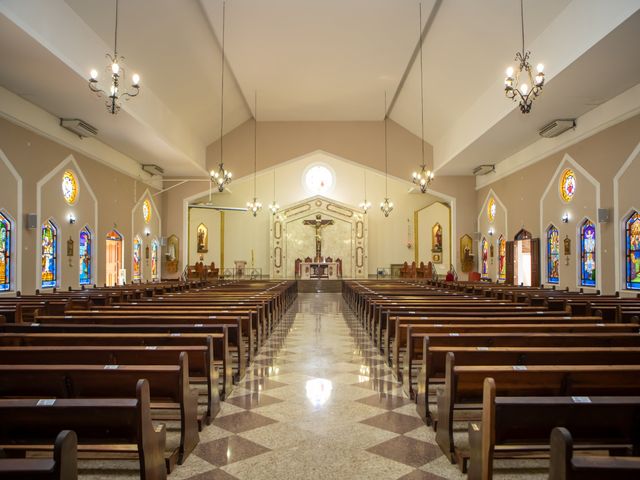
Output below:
[380,93,394,218]
[247,92,263,217]
[269,170,280,215]
[411,3,434,193]
[359,170,371,213]
[88,0,140,114]
[504,0,545,113]
[212,1,232,192]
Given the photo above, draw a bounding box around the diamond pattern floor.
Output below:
[80,293,547,479]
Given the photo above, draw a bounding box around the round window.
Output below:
[303,164,334,195]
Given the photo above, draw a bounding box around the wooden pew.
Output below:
[0,379,166,480]
[0,320,246,384]
[0,430,77,480]
[0,342,221,425]
[415,344,640,423]
[0,355,198,471]
[548,427,640,480]
[467,378,640,480]
[0,332,232,401]
[436,358,640,469]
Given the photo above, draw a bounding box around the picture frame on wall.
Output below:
[432,253,442,264]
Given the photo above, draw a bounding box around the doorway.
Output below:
[510,228,540,287]
[105,230,123,286]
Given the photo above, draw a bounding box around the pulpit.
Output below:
[234,260,247,278]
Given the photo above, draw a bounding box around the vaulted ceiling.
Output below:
[0,0,638,177]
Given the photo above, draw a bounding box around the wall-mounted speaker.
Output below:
[597,208,610,223]
[26,213,37,229]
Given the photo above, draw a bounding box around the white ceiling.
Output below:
[0,0,638,178]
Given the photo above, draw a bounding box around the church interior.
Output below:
[1,0,640,479]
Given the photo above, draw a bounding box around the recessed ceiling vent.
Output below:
[59,118,98,138]
[539,119,576,138]
[473,165,495,176]
[142,164,164,176]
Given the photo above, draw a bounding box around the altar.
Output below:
[300,262,340,280]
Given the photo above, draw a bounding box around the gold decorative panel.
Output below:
[327,203,353,218]
[274,247,282,268]
[356,247,364,268]
[356,221,364,239]
[274,221,282,239]
[285,203,311,217]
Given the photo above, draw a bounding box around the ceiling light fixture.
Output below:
[411,3,434,193]
[247,92,262,217]
[504,0,545,113]
[359,170,371,213]
[88,0,140,114]
[269,170,280,215]
[380,92,394,218]
[211,0,232,192]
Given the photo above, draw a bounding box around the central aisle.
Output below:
[176,293,464,480]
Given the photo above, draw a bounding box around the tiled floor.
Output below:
[84,293,547,479]
[172,293,467,480]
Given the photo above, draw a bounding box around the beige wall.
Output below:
[0,117,161,294]
[477,190,508,282]
[180,147,477,278]
[477,113,640,294]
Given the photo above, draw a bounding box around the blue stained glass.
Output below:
[79,227,91,285]
[580,220,596,287]
[41,221,57,288]
[547,225,559,284]
[626,212,640,290]
[0,213,10,291]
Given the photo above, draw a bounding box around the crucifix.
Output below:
[303,214,334,262]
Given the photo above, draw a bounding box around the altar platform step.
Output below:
[297,279,343,293]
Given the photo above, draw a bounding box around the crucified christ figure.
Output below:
[303,214,334,262]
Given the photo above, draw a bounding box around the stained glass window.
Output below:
[0,212,11,291]
[41,220,58,288]
[560,169,576,203]
[546,225,560,284]
[481,237,488,278]
[626,211,640,290]
[133,237,142,281]
[143,199,151,224]
[79,227,92,285]
[580,219,596,287]
[62,170,78,205]
[498,235,506,281]
[487,198,496,223]
[151,239,159,280]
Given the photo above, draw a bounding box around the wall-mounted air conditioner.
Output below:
[539,119,576,138]
[59,118,98,138]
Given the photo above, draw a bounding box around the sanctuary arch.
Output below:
[270,196,367,279]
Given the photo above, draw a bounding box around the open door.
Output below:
[506,240,515,285]
[531,238,541,287]
[105,230,123,287]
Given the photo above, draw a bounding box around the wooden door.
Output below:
[531,238,541,287]
[506,241,515,285]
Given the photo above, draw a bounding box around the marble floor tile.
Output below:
[167,293,475,480]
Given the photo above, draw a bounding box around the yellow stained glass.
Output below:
[560,169,576,203]
[487,198,496,223]
[143,199,151,224]
[62,170,78,205]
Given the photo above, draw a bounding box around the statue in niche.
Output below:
[197,223,208,253]
[432,223,443,252]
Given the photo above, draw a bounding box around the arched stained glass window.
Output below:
[498,235,506,281]
[0,212,11,291]
[143,199,151,224]
[79,227,92,285]
[41,220,58,288]
[626,211,640,290]
[151,239,159,280]
[580,219,596,287]
[547,225,560,284]
[133,237,142,282]
[481,237,488,278]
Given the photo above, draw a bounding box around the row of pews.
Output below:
[0,279,297,480]
[343,279,640,480]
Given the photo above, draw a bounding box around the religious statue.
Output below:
[197,223,208,253]
[303,214,334,262]
[432,223,443,252]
